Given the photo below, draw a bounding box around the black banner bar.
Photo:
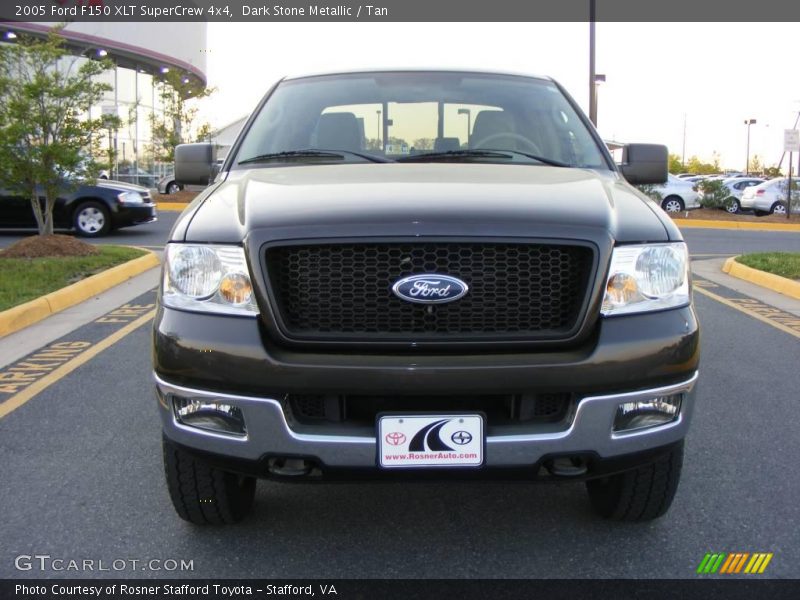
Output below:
[3,579,800,600]
[2,0,800,23]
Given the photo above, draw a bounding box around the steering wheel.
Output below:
[471,132,544,155]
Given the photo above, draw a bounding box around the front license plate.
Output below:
[378,414,484,468]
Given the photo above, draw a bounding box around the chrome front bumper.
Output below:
[155,372,699,468]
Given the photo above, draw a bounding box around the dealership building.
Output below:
[1,22,208,186]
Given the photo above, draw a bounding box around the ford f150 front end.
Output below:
[153,70,699,524]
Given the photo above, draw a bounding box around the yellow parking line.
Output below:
[694,287,800,340]
[0,310,155,420]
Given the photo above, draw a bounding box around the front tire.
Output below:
[586,442,683,522]
[166,181,182,194]
[661,196,685,213]
[73,201,110,237]
[725,197,740,214]
[163,438,256,525]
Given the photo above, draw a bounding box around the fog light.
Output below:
[173,396,246,436]
[613,394,682,433]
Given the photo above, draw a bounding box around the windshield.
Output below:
[233,72,610,169]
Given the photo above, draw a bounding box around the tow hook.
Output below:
[268,457,314,477]
[545,456,588,477]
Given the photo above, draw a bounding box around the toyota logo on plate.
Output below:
[385,432,407,446]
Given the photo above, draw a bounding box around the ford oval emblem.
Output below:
[391,274,469,304]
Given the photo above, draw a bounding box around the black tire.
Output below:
[166,181,182,194]
[162,438,256,525]
[724,197,740,214]
[73,201,110,237]
[770,202,787,215]
[586,441,683,522]
[661,196,684,213]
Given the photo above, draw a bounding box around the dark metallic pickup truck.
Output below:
[154,70,699,525]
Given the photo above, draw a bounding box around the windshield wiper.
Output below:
[491,150,571,167]
[396,149,513,162]
[396,148,570,167]
[238,149,391,165]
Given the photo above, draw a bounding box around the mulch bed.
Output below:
[0,234,100,259]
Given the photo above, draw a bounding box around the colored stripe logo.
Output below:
[697,552,773,574]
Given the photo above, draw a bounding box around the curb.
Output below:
[157,202,190,212]
[723,256,800,300]
[675,219,800,232]
[0,249,161,339]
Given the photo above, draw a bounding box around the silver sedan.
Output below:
[740,178,800,215]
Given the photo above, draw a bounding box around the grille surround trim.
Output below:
[259,237,600,348]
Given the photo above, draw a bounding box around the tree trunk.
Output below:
[29,191,46,235]
[42,193,56,236]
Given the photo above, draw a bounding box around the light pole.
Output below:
[376,109,381,147]
[457,108,471,146]
[682,113,687,169]
[744,118,757,175]
[593,74,605,128]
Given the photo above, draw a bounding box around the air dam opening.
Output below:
[285,392,573,428]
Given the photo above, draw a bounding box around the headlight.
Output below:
[601,243,689,316]
[163,244,258,316]
[118,191,144,204]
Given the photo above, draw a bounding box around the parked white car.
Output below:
[713,177,764,213]
[653,174,701,212]
[740,178,800,215]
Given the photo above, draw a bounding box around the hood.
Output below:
[178,163,674,244]
[95,179,151,193]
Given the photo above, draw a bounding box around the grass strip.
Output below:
[737,252,800,280]
[0,246,146,311]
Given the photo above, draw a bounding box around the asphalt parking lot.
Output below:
[1,214,799,579]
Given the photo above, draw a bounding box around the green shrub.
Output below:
[635,184,663,203]
[693,179,729,209]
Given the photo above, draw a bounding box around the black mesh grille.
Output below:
[286,392,572,426]
[265,242,593,342]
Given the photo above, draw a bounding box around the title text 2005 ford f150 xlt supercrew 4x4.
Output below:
[153,70,699,525]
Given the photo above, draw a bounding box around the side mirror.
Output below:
[175,143,217,185]
[619,144,668,184]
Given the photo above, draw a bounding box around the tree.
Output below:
[668,153,683,174]
[0,28,111,236]
[149,70,214,162]
[685,155,717,175]
[413,138,434,151]
[99,112,121,174]
[748,154,762,175]
[693,179,729,209]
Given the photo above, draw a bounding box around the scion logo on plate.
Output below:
[391,274,469,304]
